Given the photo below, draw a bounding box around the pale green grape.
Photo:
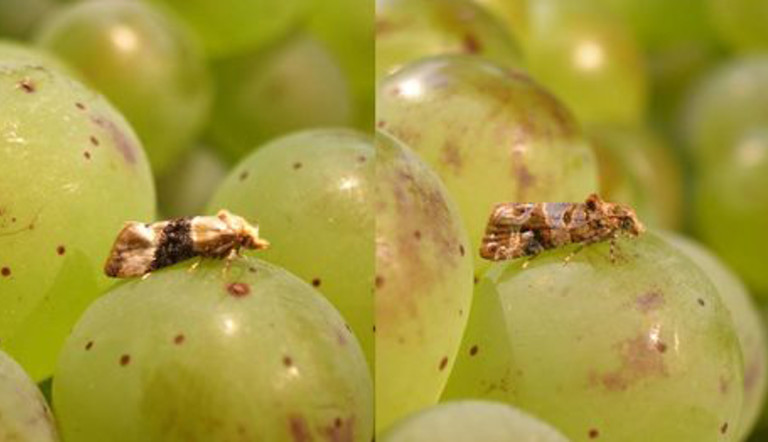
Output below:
[586,124,683,230]
[682,56,768,164]
[381,400,569,442]
[208,129,374,369]
[524,0,648,125]
[661,232,767,440]
[709,0,768,52]
[375,131,474,433]
[376,0,521,81]
[147,0,307,58]
[444,233,743,442]
[156,146,228,218]
[0,62,155,380]
[377,56,598,271]
[693,127,768,295]
[36,0,212,173]
[0,350,59,441]
[208,33,353,161]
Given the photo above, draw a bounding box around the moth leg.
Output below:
[222,248,238,278]
[609,236,618,264]
[187,257,202,273]
[141,271,152,281]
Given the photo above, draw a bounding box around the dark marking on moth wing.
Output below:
[150,218,195,271]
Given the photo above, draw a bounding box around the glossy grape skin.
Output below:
[377,56,598,271]
[0,350,59,441]
[709,0,768,52]
[376,0,521,82]
[208,129,374,368]
[381,400,569,442]
[36,0,212,174]
[53,258,373,442]
[524,0,648,125]
[693,128,768,295]
[375,131,474,433]
[208,33,353,161]
[0,62,155,380]
[147,0,307,58]
[156,146,227,218]
[682,57,768,164]
[660,232,767,440]
[587,125,683,230]
[443,233,743,442]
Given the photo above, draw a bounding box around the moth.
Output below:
[479,193,644,262]
[104,210,270,278]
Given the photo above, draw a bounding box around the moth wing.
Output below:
[104,222,158,278]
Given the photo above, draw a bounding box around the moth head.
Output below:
[610,204,645,236]
[216,210,270,250]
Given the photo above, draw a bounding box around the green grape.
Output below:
[377,56,598,271]
[147,0,307,58]
[375,131,474,433]
[156,146,228,218]
[0,62,155,380]
[381,400,569,442]
[693,127,768,295]
[208,33,353,161]
[524,0,648,125]
[0,39,74,75]
[36,0,212,174]
[472,0,528,43]
[660,232,767,440]
[308,0,374,129]
[682,56,768,164]
[0,0,57,40]
[208,129,374,369]
[709,0,768,52]
[443,233,743,442]
[376,0,521,82]
[53,258,373,441]
[586,124,683,230]
[0,350,59,441]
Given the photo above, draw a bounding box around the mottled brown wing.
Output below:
[103,222,158,278]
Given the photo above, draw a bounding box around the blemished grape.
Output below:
[309,0,374,129]
[36,0,212,174]
[709,0,768,52]
[693,127,768,295]
[208,129,374,368]
[375,131,474,433]
[377,56,598,271]
[443,233,743,442]
[0,61,155,380]
[207,33,353,161]
[586,124,683,230]
[524,0,648,125]
[0,350,59,442]
[660,232,767,440]
[53,258,373,442]
[380,400,569,442]
[375,0,521,82]
[682,56,768,164]
[146,0,307,58]
[156,146,228,218]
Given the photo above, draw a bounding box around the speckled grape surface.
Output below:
[444,233,743,442]
[661,232,767,440]
[377,56,598,271]
[375,131,474,433]
[0,350,58,442]
[209,129,374,369]
[54,258,373,442]
[381,400,569,442]
[0,61,155,380]
[208,33,352,161]
[36,0,212,173]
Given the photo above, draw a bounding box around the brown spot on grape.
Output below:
[334,418,342,428]
[90,136,100,146]
[293,162,302,170]
[377,120,386,128]
[17,79,35,93]
[463,33,481,53]
[375,275,384,289]
[239,171,249,181]
[459,244,465,256]
[1,267,10,277]
[636,291,664,313]
[719,376,730,394]
[56,245,66,256]
[312,278,321,287]
[91,115,137,164]
[589,428,599,438]
[289,415,311,442]
[697,298,706,307]
[413,230,422,240]
[458,309,463,316]
[120,354,131,366]
[439,356,448,371]
[720,422,728,434]
[75,102,86,110]
[474,275,479,284]
[282,356,294,368]
[441,141,463,174]
[226,282,250,297]
[248,266,257,273]
[322,415,355,442]
[470,345,479,356]
[358,155,367,163]
[588,334,668,391]
[84,151,91,160]
[655,342,667,353]
[85,341,93,351]
[173,334,185,345]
